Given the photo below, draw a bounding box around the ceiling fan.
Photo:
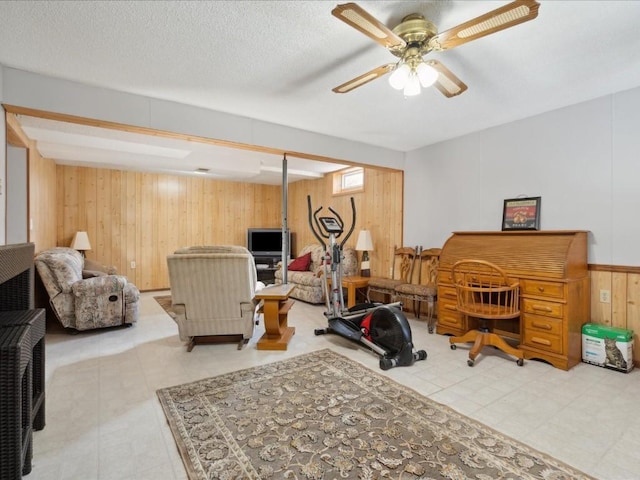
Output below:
[331,0,540,97]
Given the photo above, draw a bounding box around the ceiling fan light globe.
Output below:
[403,73,421,96]
[388,63,411,90]
[416,62,438,87]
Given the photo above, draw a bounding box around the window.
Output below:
[333,167,364,195]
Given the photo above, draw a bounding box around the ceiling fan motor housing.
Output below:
[391,14,437,60]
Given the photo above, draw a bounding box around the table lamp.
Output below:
[355,230,374,277]
[70,231,92,258]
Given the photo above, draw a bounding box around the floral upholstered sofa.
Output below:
[274,244,357,304]
[35,247,140,331]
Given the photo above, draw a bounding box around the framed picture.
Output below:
[502,196,541,231]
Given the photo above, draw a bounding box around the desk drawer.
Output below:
[438,311,463,329]
[523,313,563,337]
[520,279,565,300]
[523,329,563,354]
[438,270,454,285]
[521,298,564,319]
[523,313,563,354]
[438,300,463,328]
[438,285,457,300]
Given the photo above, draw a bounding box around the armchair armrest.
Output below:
[72,275,127,297]
[84,258,118,275]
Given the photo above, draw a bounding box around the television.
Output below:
[247,228,290,259]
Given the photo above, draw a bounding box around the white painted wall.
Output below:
[6,144,27,244]
[404,87,640,266]
[0,65,5,245]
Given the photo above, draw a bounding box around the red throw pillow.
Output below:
[288,252,312,271]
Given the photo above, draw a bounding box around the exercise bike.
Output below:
[308,196,427,370]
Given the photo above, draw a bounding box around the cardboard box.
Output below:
[582,323,634,373]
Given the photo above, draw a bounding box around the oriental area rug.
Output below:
[157,349,594,480]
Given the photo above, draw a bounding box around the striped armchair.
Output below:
[166,245,262,351]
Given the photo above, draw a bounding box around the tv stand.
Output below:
[253,255,282,284]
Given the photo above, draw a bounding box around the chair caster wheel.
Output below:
[517,358,524,366]
[467,359,475,367]
[314,328,326,336]
[416,350,427,361]
[450,344,457,350]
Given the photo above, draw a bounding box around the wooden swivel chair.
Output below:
[449,259,524,367]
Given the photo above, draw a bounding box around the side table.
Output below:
[333,276,370,309]
[256,284,295,350]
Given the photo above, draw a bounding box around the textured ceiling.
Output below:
[2,1,640,181]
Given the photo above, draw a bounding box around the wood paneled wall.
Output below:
[56,166,283,290]
[29,151,57,252]
[288,168,404,280]
[53,165,405,291]
[589,268,640,365]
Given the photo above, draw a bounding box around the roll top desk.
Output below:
[437,230,590,370]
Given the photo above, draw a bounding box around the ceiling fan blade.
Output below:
[332,64,395,93]
[427,60,468,98]
[428,0,540,51]
[332,3,406,50]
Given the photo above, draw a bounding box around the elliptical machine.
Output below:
[308,196,427,370]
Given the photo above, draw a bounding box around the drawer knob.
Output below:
[532,321,552,330]
[532,305,553,312]
[538,286,545,292]
[445,304,457,311]
[532,336,552,346]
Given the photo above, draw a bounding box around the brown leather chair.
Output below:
[449,259,523,367]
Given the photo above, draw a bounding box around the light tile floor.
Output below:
[27,291,640,480]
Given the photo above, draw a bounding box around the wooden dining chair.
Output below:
[394,247,442,333]
[366,246,417,304]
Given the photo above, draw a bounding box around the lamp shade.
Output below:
[416,62,438,87]
[403,72,421,96]
[388,63,411,90]
[355,230,374,251]
[70,231,92,251]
